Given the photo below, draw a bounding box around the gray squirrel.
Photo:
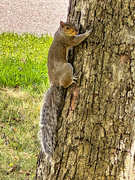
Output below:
[40,21,92,161]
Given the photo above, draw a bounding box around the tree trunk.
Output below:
[35,0,135,179]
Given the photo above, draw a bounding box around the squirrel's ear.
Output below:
[60,21,64,27]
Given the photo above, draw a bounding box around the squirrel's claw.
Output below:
[72,75,77,83]
[85,29,92,37]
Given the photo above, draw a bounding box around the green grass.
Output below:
[0,32,53,94]
[0,32,53,179]
[0,88,42,180]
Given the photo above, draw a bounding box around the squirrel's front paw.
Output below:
[85,29,92,37]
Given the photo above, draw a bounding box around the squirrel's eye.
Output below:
[66,26,70,30]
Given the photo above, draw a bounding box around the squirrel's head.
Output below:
[60,21,78,36]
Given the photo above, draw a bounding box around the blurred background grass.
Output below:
[0,32,53,93]
[0,32,53,179]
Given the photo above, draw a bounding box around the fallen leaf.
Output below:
[19,170,25,174]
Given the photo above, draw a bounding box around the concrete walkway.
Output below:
[0,0,69,36]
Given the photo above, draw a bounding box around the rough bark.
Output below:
[35,0,135,179]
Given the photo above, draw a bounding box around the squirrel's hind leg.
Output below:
[60,63,75,88]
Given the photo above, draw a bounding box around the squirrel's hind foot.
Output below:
[72,75,77,83]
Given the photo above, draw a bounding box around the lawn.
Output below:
[0,32,52,179]
[0,32,53,93]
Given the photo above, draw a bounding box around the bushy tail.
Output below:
[40,85,63,161]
